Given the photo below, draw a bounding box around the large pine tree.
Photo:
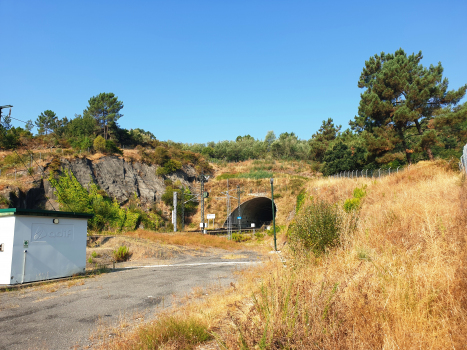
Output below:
[84,93,123,140]
[351,49,466,164]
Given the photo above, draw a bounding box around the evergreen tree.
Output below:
[35,110,57,135]
[309,118,341,162]
[352,49,466,164]
[83,92,123,140]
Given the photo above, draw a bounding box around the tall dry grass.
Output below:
[219,162,467,349]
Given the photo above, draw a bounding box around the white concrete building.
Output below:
[0,209,93,285]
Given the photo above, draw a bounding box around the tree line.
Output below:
[181,49,467,174]
[1,49,466,176]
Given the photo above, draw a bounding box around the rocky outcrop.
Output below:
[42,156,198,208]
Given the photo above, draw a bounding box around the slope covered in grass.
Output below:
[221,161,467,348]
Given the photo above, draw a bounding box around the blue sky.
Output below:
[1,0,466,143]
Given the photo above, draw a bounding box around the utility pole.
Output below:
[181,186,185,231]
[270,178,277,251]
[173,191,177,232]
[200,174,205,233]
[227,179,231,238]
[0,105,13,127]
[237,185,241,234]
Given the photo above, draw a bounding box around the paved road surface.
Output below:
[0,250,260,350]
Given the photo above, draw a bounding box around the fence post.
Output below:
[389,167,391,176]
[397,166,400,173]
[378,168,381,177]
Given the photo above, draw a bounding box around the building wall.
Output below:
[0,217,16,285]
[9,216,88,284]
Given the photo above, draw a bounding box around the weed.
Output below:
[88,257,93,263]
[343,197,361,212]
[296,189,306,213]
[254,231,264,239]
[91,251,98,258]
[288,200,342,255]
[231,232,251,242]
[113,245,131,262]
[138,315,212,349]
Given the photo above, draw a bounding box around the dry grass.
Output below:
[218,161,467,349]
[100,161,467,349]
[125,229,249,251]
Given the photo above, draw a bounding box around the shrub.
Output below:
[254,231,264,239]
[353,185,367,199]
[105,140,123,155]
[266,225,282,236]
[93,135,106,152]
[231,232,251,242]
[288,200,342,255]
[113,245,131,262]
[343,197,361,212]
[343,185,367,212]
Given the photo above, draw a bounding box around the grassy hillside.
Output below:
[99,160,467,349]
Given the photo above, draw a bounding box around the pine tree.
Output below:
[309,118,341,162]
[35,110,57,135]
[83,92,123,140]
[351,49,466,164]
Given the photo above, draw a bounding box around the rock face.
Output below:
[41,156,198,209]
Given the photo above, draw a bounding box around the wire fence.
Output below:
[329,166,408,179]
[460,144,467,174]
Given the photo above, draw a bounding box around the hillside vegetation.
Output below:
[99,161,467,349]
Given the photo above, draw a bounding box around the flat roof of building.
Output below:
[0,208,94,219]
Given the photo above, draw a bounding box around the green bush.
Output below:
[288,200,342,255]
[49,169,142,232]
[343,197,361,212]
[93,135,106,152]
[113,245,131,262]
[343,185,367,212]
[353,185,367,199]
[231,232,251,242]
[254,231,264,239]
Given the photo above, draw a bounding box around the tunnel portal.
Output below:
[222,196,277,229]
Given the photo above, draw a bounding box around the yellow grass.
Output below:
[219,161,467,349]
[101,161,467,349]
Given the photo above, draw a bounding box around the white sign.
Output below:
[199,223,207,228]
[207,214,215,219]
[251,223,255,228]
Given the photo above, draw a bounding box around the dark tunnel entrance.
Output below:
[222,196,277,229]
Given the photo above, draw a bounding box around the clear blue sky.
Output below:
[1,0,466,143]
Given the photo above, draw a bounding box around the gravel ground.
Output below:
[0,249,261,350]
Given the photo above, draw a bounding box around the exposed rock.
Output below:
[43,156,197,208]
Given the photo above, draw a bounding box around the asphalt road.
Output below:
[0,250,260,350]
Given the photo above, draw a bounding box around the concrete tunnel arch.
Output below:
[222,196,277,229]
